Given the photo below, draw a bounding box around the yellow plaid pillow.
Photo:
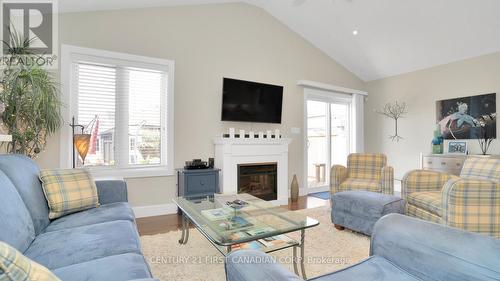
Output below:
[39,169,99,219]
[0,241,61,281]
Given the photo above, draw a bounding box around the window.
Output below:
[61,45,174,177]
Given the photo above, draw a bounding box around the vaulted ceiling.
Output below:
[59,0,500,81]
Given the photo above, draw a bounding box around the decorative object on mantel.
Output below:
[431,124,444,154]
[376,101,408,141]
[290,174,299,202]
[0,29,61,158]
[437,93,496,140]
[476,112,496,155]
[222,128,282,139]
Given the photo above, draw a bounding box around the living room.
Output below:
[0,1,498,281]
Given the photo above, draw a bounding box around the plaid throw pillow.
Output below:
[39,169,99,219]
[0,241,61,281]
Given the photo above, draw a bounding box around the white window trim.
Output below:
[60,44,175,178]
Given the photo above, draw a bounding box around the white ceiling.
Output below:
[59,0,500,81]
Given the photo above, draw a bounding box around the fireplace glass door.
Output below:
[238,163,277,201]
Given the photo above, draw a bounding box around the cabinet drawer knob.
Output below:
[200,181,205,186]
[441,162,446,165]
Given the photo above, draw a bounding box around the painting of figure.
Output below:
[436,93,496,140]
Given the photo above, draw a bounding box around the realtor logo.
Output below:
[0,0,58,68]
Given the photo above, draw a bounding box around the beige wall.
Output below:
[35,3,364,207]
[365,52,500,179]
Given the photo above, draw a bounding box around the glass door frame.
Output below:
[303,89,353,194]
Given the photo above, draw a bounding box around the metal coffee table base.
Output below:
[177,213,308,279]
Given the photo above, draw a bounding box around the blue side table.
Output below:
[176,168,220,199]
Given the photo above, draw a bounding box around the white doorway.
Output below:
[304,89,352,193]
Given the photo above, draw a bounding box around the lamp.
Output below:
[70,116,91,168]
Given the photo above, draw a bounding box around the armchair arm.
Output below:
[401,170,454,199]
[380,166,394,195]
[95,180,128,205]
[442,177,500,237]
[330,165,347,195]
[225,250,303,281]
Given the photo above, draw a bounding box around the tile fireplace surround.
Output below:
[213,137,292,205]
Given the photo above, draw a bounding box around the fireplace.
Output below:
[238,163,278,201]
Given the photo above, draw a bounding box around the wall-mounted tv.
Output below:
[221,78,283,124]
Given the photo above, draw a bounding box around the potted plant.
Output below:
[0,30,61,158]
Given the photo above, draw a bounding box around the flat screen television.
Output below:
[221,78,283,123]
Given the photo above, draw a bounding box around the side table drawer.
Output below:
[186,174,217,194]
[422,156,464,170]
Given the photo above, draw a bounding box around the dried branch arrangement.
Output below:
[376,101,408,141]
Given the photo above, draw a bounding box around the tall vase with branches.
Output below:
[0,30,61,158]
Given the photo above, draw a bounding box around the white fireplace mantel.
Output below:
[213,137,292,205]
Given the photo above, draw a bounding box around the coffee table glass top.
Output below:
[173,193,319,247]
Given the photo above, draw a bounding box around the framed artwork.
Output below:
[436,93,496,140]
[446,141,468,155]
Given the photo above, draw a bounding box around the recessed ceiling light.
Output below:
[352,30,358,35]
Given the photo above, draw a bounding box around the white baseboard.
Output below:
[132,203,177,218]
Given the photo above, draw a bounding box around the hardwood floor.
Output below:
[136,195,328,236]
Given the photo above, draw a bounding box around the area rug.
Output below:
[309,191,330,200]
[140,207,370,281]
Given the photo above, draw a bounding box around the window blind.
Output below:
[74,60,167,168]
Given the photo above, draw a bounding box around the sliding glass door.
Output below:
[306,95,351,190]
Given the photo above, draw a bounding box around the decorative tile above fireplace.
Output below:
[213,137,292,205]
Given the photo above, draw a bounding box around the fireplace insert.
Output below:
[237,163,277,201]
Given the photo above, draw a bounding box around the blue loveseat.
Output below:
[0,154,156,281]
[225,214,500,281]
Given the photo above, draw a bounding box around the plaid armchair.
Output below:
[402,157,500,237]
[330,153,394,196]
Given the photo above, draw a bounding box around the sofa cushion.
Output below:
[0,170,35,252]
[406,191,442,216]
[0,241,60,281]
[310,256,420,281]
[25,220,142,269]
[40,169,100,219]
[44,202,135,233]
[53,253,151,281]
[339,179,380,192]
[0,154,50,235]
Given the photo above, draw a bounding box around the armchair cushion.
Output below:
[460,157,500,183]
[406,204,441,223]
[339,179,380,192]
[347,153,386,181]
[406,191,442,217]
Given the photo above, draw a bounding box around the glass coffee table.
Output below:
[173,193,319,279]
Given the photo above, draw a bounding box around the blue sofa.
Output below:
[0,154,156,281]
[225,214,500,281]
